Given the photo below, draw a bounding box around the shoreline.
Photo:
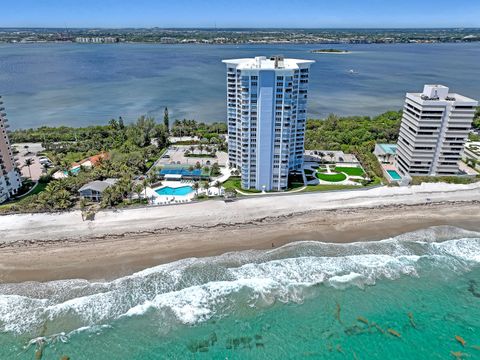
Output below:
[3,41,479,46]
[310,50,351,54]
[1,182,479,283]
[1,200,479,283]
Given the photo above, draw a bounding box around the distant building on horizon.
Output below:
[75,37,119,44]
[396,85,478,177]
[222,56,314,191]
[0,96,22,203]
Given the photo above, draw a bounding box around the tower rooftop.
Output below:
[222,56,314,70]
[407,84,477,105]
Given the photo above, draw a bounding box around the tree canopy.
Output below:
[305,111,402,152]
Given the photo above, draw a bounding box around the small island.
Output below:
[310,49,350,54]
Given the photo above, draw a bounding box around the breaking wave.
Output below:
[0,226,479,337]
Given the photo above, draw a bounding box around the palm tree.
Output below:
[142,178,149,201]
[23,158,33,179]
[109,118,119,130]
[118,177,133,200]
[211,162,221,176]
[192,181,199,195]
[100,186,123,208]
[148,171,159,185]
[328,152,335,163]
[60,159,71,175]
[213,180,222,195]
[100,187,115,208]
[80,198,88,221]
[133,183,144,200]
[54,189,72,210]
[45,181,63,194]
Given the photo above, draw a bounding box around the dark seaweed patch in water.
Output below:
[225,336,253,350]
[187,332,217,353]
[468,280,480,298]
[344,325,368,336]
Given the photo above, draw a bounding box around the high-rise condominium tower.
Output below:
[0,96,21,203]
[396,85,478,176]
[222,56,314,191]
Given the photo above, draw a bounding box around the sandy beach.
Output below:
[1,182,479,283]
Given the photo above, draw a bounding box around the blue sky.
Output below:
[3,0,480,28]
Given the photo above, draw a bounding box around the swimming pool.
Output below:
[155,186,193,196]
[387,170,402,181]
[64,167,81,176]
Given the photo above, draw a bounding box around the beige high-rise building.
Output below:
[396,85,478,177]
[0,96,22,203]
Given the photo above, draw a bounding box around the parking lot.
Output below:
[12,142,51,181]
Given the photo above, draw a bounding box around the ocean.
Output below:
[0,42,479,129]
[0,226,479,359]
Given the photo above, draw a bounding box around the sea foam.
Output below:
[0,226,479,336]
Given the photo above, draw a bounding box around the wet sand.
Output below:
[1,202,479,283]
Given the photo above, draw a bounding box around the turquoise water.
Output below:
[155,186,193,196]
[378,143,397,155]
[63,167,81,176]
[1,43,479,128]
[1,226,480,359]
[387,170,402,180]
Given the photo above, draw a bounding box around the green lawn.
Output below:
[316,172,347,182]
[45,150,97,165]
[287,182,305,190]
[334,166,365,176]
[28,181,48,196]
[304,169,314,175]
[0,181,48,212]
[221,177,261,193]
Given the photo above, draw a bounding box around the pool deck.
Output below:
[145,180,224,205]
[382,164,403,183]
[147,181,196,205]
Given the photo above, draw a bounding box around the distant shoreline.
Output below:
[310,49,351,54]
[1,40,479,46]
